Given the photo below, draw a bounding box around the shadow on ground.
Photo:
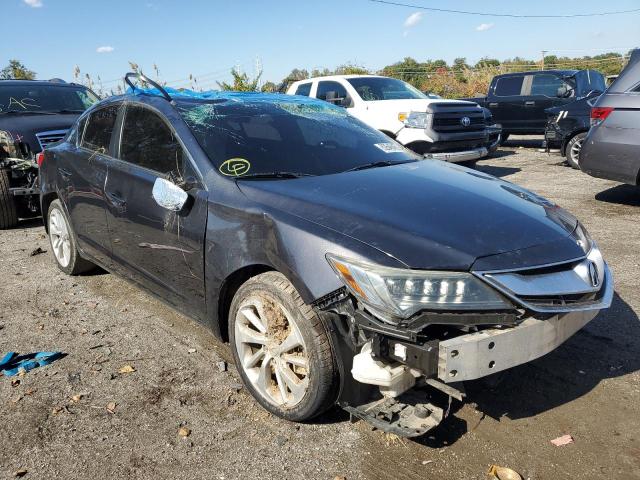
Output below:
[503,138,544,149]
[595,184,640,207]
[475,164,521,178]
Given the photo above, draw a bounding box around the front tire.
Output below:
[47,199,95,275]
[229,272,338,421]
[565,132,587,169]
[0,169,18,230]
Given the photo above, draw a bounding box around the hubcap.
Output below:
[234,295,309,408]
[570,138,583,164]
[49,208,71,267]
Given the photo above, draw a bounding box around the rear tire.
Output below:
[0,169,18,229]
[565,132,587,169]
[47,199,95,275]
[229,271,338,422]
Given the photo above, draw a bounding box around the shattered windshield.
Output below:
[347,77,427,101]
[0,85,99,114]
[176,96,419,178]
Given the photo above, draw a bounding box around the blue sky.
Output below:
[2,0,639,91]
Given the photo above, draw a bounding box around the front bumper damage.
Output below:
[318,259,613,437]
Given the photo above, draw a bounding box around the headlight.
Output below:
[398,111,430,129]
[326,254,513,321]
[572,222,593,254]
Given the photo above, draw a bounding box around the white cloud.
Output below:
[476,23,495,32]
[23,0,43,7]
[96,46,115,54]
[404,12,423,28]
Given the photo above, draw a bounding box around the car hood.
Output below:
[366,98,477,114]
[238,161,583,271]
[0,113,79,153]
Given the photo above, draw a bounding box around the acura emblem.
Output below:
[460,116,471,127]
[588,261,600,287]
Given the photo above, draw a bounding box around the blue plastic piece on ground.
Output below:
[0,351,63,377]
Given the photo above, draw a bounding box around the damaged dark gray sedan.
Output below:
[39,74,613,437]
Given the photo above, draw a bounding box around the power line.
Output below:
[369,0,640,18]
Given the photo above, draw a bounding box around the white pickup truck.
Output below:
[287,75,500,163]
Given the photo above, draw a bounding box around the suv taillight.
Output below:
[590,107,614,127]
[36,152,45,167]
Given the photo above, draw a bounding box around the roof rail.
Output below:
[124,72,172,102]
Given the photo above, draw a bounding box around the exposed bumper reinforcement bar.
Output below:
[437,309,598,383]
[424,147,488,163]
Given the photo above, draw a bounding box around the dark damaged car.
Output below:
[39,74,613,437]
[0,79,98,228]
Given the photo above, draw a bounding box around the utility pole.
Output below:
[541,50,548,70]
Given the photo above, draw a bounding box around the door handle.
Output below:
[525,101,535,107]
[105,190,127,208]
[58,167,72,179]
[488,102,498,107]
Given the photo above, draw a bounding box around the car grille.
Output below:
[35,129,68,151]
[474,254,611,314]
[431,106,486,133]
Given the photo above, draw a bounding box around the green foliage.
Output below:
[261,81,278,93]
[0,59,36,80]
[218,68,262,91]
[333,63,369,75]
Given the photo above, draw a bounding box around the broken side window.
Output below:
[81,105,119,154]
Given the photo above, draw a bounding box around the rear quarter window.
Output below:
[81,105,119,154]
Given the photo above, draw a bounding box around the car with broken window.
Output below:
[39,74,613,437]
[0,79,99,228]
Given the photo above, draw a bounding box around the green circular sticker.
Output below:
[219,158,251,176]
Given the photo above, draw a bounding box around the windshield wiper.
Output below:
[54,109,85,114]
[342,160,415,173]
[0,110,57,115]
[235,172,315,180]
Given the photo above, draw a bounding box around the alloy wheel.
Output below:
[49,208,71,267]
[234,295,310,408]
[570,137,583,165]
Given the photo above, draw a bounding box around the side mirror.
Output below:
[152,177,188,212]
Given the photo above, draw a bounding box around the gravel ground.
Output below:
[1,137,639,480]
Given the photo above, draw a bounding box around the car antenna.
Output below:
[124,72,173,104]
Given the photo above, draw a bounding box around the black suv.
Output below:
[466,70,606,141]
[39,74,612,437]
[0,79,98,228]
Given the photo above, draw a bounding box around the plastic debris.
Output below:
[216,361,227,372]
[118,365,135,374]
[14,468,28,477]
[106,402,117,414]
[487,465,522,480]
[551,434,574,446]
[0,352,63,377]
[178,427,191,438]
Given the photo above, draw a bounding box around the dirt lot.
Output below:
[1,137,639,480]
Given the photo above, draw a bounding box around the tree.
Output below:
[261,81,278,93]
[475,57,500,69]
[0,59,36,80]
[334,63,369,75]
[217,68,262,91]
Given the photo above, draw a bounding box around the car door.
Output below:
[489,75,526,132]
[59,104,120,267]
[527,73,572,132]
[104,103,208,319]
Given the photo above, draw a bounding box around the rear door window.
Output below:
[119,104,184,175]
[81,105,119,154]
[494,76,524,96]
[294,82,312,96]
[531,74,568,97]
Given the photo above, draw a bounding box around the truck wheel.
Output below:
[47,199,95,275]
[229,271,338,422]
[565,132,587,169]
[0,169,18,229]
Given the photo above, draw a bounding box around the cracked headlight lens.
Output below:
[326,254,512,321]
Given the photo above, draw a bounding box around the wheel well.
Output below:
[40,192,58,233]
[563,130,588,157]
[217,264,274,342]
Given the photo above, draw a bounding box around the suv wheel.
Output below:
[229,271,338,421]
[47,199,95,275]
[565,132,587,169]
[0,169,18,229]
